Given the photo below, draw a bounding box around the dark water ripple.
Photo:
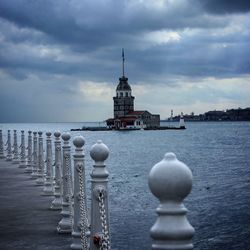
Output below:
[1,122,250,249]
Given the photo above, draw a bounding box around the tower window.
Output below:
[120,92,123,97]
[126,92,128,97]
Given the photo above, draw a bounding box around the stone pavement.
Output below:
[0,159,72,250]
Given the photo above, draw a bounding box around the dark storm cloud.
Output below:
[0,0,250,122]
[0,0,230,48]
[127,41,250,82]
[195,0,250,14]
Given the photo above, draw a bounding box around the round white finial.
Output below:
[90,140,109,164]
[73,136,85,148]
[38,131,43,136]
[62,132,71,141]
[46,131,52,136]
[164,152,176,161]
[54,131,61,137]
[148,152,192,202]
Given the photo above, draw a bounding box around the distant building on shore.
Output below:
[106,50,160,129]
[167,107,250,122]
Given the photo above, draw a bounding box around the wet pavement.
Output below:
[0,159,72,250]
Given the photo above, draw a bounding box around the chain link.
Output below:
[28,142,32,163]
[19,140,25,159]
[98,191,110,250]
[78,163,89,250]
[65,153,74,230]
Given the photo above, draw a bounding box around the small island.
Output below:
[72,50,185,132]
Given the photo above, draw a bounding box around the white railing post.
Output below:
[6,130,12,161]
[0,130,5,159]
[36,131,45,186]
[51,131,63,210]
[31,132,38,179]
[13,130,19,164]
[24,131,33,173]
[42,132,54,196]
[57,132,73,234]
[148,152,195,250]
[19,130,26,167]
[90,140,110,250]
[71,136,90,250]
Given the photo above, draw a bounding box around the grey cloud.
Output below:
[0,0,231,49]
[0,18,50,45]
[0,0,249,115]
[1,0,246,82]
[195,0,250,14]
[0,76,85,122]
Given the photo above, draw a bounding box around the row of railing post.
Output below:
[0,128,194,249]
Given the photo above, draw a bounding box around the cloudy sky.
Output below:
[0,0,250,122]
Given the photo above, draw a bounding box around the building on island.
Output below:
[106,50,160,130]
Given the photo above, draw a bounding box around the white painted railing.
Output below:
[19,130,26,167]
[57,132,73,234]
[31,131,38,179]
[36,131,45,186]
[0,130,194,250]
[0,130,4,159]
[12,130,19,164]
[5,130,12,161]
[24,131,33,173]
[51,131,63,210]
[149,152,195,250]
[42,132,54,196]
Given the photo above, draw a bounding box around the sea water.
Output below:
[0,122,250,250]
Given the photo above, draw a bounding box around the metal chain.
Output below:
[28,143,32,162]
[78,163,89,250]
[7,139,11,152]
[19,142,25,158]
[98,192,110,250]
[0,138,3,152]
[33,150,38,174]
[65,153,74,229]
[55,146,62,194]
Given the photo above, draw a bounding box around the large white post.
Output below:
[0,130,5,159]
[57,132,73,234]
[12,130,19,164]
[71,136,90,250]
[148,152,195,250]
[36,131,45,186]
[51,131,63,210]
[24,131,33,173]
[19,130,26,167]
[31,132,38,179]
[90,140,110,250]
[42,132,54,196]
[6,130,12,161]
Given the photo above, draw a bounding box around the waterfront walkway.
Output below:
[0,159,71,250]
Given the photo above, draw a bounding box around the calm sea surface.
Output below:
[0,122,250,250]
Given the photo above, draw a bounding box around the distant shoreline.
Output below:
[161,120,250,122]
